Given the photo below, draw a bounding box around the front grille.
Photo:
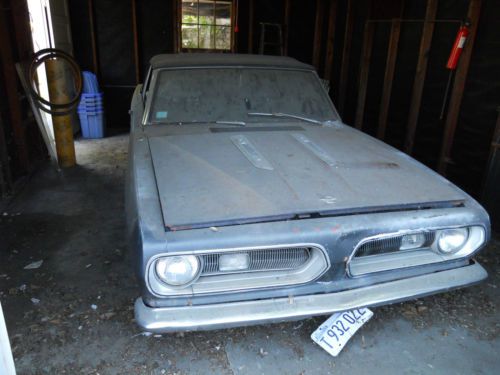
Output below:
[200,247,311,275]
[355,232,435,257]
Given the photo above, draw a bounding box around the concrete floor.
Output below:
[0,134,499,375]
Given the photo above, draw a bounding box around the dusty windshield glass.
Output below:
[148,68,338,124]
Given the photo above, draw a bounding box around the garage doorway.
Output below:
[26,0,79,137]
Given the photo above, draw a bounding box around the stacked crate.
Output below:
[77,71,105,138]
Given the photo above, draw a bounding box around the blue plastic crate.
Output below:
[78,92,104,114]
[78,110,105,139]
[79,93,103,104]
[81,92,103,99]
[80,97,103,104]
[78,103,104,111]
[82,71,100,93]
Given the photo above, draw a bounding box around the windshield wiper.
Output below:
[247,112,343,127]
[151,120,246,126]
[215,120,246,126]
[247,112,327,125]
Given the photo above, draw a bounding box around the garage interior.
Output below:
[0,0,499,373]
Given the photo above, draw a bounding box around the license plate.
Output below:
[311,308,373,357]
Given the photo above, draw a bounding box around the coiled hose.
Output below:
[28,48,82,116]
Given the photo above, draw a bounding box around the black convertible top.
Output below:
[150,53,314,70]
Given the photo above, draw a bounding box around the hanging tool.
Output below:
[440,20,471,119]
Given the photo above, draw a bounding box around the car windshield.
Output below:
[148,68,339,124]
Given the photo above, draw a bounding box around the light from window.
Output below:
[181,0,232,50]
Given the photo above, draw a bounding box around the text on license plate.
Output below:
[311,308,373,357]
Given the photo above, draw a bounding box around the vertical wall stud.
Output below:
[131,0,141,84]
[376,17,402,140]
[354,21,375,130]
[338,0,354,114]
[0,115,12,195]
[404,0,438,154]
[312,0,326,70]
[323,0,338,81]
[88,0,99,76]
[0,2,30,171]
[248,0,254,53]
[437,0,482,175]
[283,0,291,56]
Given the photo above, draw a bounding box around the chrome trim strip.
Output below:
[231,135,274,170]
[135,262,487,332]
[291,133,336,166]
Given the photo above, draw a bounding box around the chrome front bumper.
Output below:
[135,262,487,332]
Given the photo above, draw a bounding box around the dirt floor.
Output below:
[0,134,499,375]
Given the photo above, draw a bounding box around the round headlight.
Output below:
[437,228,469,254]
[155,255,200,286]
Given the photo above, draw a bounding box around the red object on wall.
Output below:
[446,25,470,70]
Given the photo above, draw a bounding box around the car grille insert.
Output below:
[201,247,311,275]
[355,232,435,257]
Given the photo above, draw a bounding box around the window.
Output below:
[180,0,233,51]
[149,68,338,124]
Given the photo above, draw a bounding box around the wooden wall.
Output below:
[0,0,46,195]
[66,0,500,203]
[1,0,498,214]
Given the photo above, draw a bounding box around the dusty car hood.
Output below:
[147,125,465,230]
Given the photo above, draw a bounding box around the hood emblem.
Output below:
[320,196,337,204]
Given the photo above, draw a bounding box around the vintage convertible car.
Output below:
[126,54,489,332]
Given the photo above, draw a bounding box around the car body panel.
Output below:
[126,54,490,332]
[148,124,465,230]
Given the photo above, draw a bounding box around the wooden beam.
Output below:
[10,0,34,59]
[172,0,180,52]
[131,0,141,84]
[376,17,402,140]
[404,0,438,154]
[481,106,500,200]
[248,0,254,53]
[0,3,30,172]
[337,0,355,114]
[487,107,500,169]
[232,0,238,52]
[0,114,12,195]
[88,0,99,76]
[323,0,338,81]
[312,0,326,70]
[354,21,375,130]
[437,0,482,175]
[283,0,291,56]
